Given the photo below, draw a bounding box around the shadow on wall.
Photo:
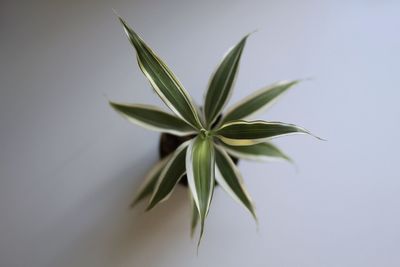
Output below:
[43,151,191,267]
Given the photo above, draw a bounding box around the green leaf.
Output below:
[221,80,299,124]
[215,146,257,220]
[186,136,215,246]
[216,120,318,146]
[117,16,203,129]
[130,155,170,207]
[110,102,196,136]
[147,141,189,210]
[190,192,199,238]
[204,34,250,127]
[222,142,292,162]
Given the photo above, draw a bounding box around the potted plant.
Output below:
[110,16,320,245]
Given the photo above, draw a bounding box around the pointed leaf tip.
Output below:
[203,33,251,127]
[130,156,170,208]
[116,16,203,130]
[146,141,189,211]
[216,120,319,146]
[189,191,199,238]
[186,136,215,248]
[111,8,119,17]
[215,146,257,221]
[222,142,293,163]
[222,80,300,123]
[109,102,195,136]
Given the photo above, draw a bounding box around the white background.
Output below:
[1,0,399,266]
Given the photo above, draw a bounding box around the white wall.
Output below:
[1,0,400,266]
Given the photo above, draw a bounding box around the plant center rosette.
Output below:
[109,15,321,246]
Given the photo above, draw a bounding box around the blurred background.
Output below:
[1,0,399,266]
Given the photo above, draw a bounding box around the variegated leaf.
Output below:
[222,142,292,162]
[130,155,170,207]
[110,102,196,136]
[215,146,257,220]
[147,141,189,210]
[204,34,250,127]
[221,80,299,124]
[186,136,215,245]
[117,16,203,129]
[216,120,318,146]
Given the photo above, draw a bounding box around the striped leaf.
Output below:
[221,80,299,123]
[222,142,292,162]
[117,16,203,129]
[216,120,317,146]
[147,141,189,210]
[110,102,196,136]
[204,34,250,127]
[130,155,170,207]
[186,136,215,245]
[215,146,257,220]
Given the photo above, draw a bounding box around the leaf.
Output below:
[204,34,250,127]
[216,120,319,146]
[117,16,203,129]
[215,146,257,220]
[222,142,292,162]
[190,192,199,238]
[147,141,189,210]
[221,80,299,124]
[110,102,196,136]
[130,155,170,207]
[186,136,215,246]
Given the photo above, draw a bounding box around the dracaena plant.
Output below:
[110,16,320,245]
